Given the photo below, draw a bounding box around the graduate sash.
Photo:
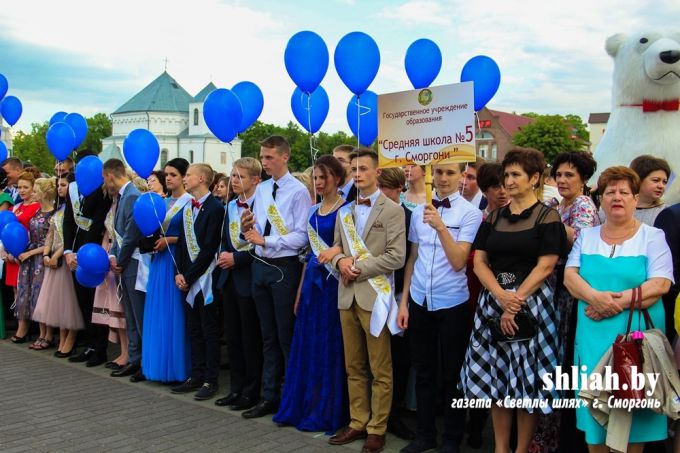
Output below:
[109,201,146,291]
[68,182,93,231]
[307,204,339,279]
[162,193,192,231]
[54,207,65,245]
[227,199,253,252]
[183,205,216,307]
[338,204,401,337]
[261,185,288,236]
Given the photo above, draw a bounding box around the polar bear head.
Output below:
[606,31,680,104]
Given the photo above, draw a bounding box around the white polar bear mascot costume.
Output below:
[593,31,680,202]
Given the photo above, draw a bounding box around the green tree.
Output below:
[12,122,54,171]
[513,114,587,162]
[79,113,112,153]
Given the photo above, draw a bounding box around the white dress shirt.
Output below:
[355,188,382,238]
[192,192,210,218]
[469,189,483,209]
[338,178,354,199]
[408,192,482,310]
[251,172,312,258]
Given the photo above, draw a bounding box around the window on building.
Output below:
[160,149,168,167]
[221,152,227,165]
[479,144,488,159]
[189,150,194,163]
[193,108,199,126]
[491,144,498,160]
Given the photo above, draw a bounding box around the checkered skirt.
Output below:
[460,282,560,414]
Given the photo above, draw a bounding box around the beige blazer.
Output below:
[332,193,406,312]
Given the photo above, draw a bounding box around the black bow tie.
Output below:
[432,198,451,209]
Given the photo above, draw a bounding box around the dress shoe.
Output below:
[110,363,140,377]
[171,378,203,394]
[361,434,386,453]
[388,417,415,440]
[68,348,93,363]
[86,354,107,368]
[400,438,437,453]
[241,399,278,419]
[215,392,240,407]
[194,383,219,401]
[106,362,122,371]
[229,395,256,411]
[328,427,368,445]
[130,370,146,383]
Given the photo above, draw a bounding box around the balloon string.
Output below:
[305,91,320,203]
[354,97,372,148]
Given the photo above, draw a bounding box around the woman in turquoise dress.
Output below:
[565,166,673,452]
[273,155,349,433]
[141,158,192,383]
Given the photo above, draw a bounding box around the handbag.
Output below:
[487,271,537,343]
[612,286,653,400]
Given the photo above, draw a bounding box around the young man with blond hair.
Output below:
[172,163,224,401]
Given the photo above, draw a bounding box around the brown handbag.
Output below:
[612,286,653,400]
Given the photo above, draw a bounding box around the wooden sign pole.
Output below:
[424,164,433,204]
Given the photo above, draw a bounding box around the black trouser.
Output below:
[73,273,108,357]
[251,256,302,402]
[185,293,221,385]
[390,331,410,409]
[223,275,263,400]
[408,298,469,444]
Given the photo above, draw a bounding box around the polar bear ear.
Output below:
[606,33,627,57]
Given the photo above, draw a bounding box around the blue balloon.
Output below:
[291,86,329,134]
[405,39,442,89]
[75,155,104,197]
[1,222,28,257]
[203,88,243,143]
[461,55,501,112]
[75,266,107,288]
[77,243,110,275]
[232,81,264,133]
[0,96,22,126]
[64,113,88,148]
[0,141,7,163]
[0,74,7,100]
[123,129,160,178]
[334,32,380,96]
[0,211,17,233]
[346,91,378,147]
[46,122,76,161]
[49,111,68,126]
[133,192,167,236]
[284,31,329,94]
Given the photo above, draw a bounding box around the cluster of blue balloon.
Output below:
[203,81,264,144]
[75,244,111,288]
[0,211,28,258]
[0,73,23,161]
[45,112,89,161]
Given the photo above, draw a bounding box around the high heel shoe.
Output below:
[55,349,73,358]
[10,334,28,344]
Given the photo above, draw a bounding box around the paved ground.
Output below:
[0,340,493,452]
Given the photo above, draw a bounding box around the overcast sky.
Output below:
[1,0,678,134]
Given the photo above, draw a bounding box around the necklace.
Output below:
[319,196,341,216]
[602,219,638,241]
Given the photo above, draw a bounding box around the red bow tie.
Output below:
[432,198,451,209]
[357,197,371,207]
[236,200,249,208]
[623,99,680,112]
[192,199,202,209]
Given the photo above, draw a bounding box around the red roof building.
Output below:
[475,108,535,162]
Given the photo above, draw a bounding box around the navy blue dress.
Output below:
[273,204,349,433]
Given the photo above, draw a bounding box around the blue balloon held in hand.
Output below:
[75,266,107,288]
[0,74,7,100]
[461,55,501,112]
[335,32,380,96]
[203,88,243,143]
[2,222,28,257]
[64,113,88,148]
[232,81,264,133]
[0,141,7,163]
[346,91,378,147]
[49,111,68,126]
[75,156,104,197]
[1,96,22,126]
[284,31,329,94]
[0,210,18,233]
[405,39,442,89]
[46,122,76,161]
[291,86,329,134]
[77,243,110,275]
[123,129,160,179]
[133,192,167,236]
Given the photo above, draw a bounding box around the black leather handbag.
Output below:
[486,271,537,343]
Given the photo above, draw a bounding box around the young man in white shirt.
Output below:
[398,162,483,453]
[240,136,312,418]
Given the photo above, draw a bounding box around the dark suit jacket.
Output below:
[346,183,357,202]
[63,184,112,253]
[111,183,144,275]
[394,203,412,294]
[216,202,254,297]
[175,194,224,288]
[654,203,680,337]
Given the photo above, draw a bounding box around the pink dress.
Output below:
[32,206,84,330]
[91,201,126,342]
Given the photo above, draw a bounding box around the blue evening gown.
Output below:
[141,199,190,382]
[273,204,349,433]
